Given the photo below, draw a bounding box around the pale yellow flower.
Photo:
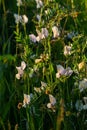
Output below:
[64,45,72,56]
[78,61,85,70]
[17,0,22,6]
[35,58,42,64]
[22,15,28,24]
[34,87,41,93]
[22,93,33,108]
[52,26,60,38]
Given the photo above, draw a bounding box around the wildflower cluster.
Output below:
[1,0,87,129]
[14,0,87,129]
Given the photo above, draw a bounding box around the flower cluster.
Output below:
[29,28,49,43]
[14,14,28,24]
[14,0,87,129]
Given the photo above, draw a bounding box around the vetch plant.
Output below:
[22,15,28,24]
[47,94,56,112]
[14,14,22,24]
[22,93,33,108]
[29,28,49,43]
[56,65,73,78]
[14,14,28,24]
[34,81,47,93]
[79,78,87,92]
[29,34,37,43]
[35,0,43,9]
[64,45,72,56]
[52,26,60,38]
[1,0,87,129]
[16,0,23,6]
[16,61,26,79]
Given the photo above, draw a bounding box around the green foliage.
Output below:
[0,0,87,130]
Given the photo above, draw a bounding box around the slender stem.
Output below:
[56,98,64,130]
[2,0,6,13]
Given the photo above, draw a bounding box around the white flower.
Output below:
[14,14,22,24]
[16,61,26,79]
[76,97,87,110]
[75,100,83,111]
[16,67,24,79]
[75,98,87,111]
[36,28,48,42]
[29,28,48,43]
[34,81,47,93]
[64,45,72,56]
[14,14,28,24]
[83,104,87,110]
[83,97,87,104]
[36,36,41,42]
[49,94,56,106]
[41,28,48,38]
[56,65,73,78]
[35,0,43,8]
[83,97,87,110]
[22,15,28,24]
[45,10,49,15]
[34,87,42,93]
[36,14,41,21]
[41,81,47,90]
[17,0,22,6]
[22,93,33,108]
[56,65,65,78]
[21,61,26,70]
[52,26,60,38]
[47,103,52,108]
[29,34,37,43]
[79,79,87,92]
[45,9,51,15]
[64,67,73,76]
[47,94,56,112]
[36,29,42,41]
